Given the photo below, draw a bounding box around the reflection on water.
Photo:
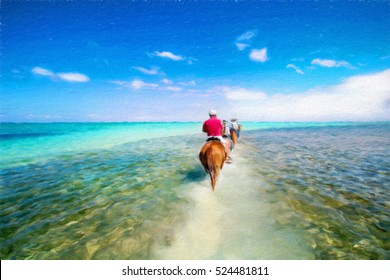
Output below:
[0,124,389,259]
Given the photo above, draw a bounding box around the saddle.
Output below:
[203,137,228,157]
[206,137,222,142]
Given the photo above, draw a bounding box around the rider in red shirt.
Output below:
[202,111,223,137]
[202,110,232,163]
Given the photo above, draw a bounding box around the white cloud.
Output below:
[235,43,251,51]
[32,67,90,82]
[223,87,267,101]
[186,57,198,65]
[32,67,55,77]
[185,89,200,94]
[287,64,305,75]
[311,58,352,68]
[131,79,159,90]
[111,80,127,86]
[112,79,160,90]
[56,73,90,82]
[237,30,256,42]
[161,78,173,85]
[133,67,159,75]
[249,48,268,62]
[235,30,256,51]
[221,69,390,121]
[153,51,184,61]
[179,80,196,86]
[166,86,183,92]
[150,51,197,65]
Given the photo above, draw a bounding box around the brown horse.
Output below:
[230,124,241,145]
[199,140,227,191]
[230,129,238,145]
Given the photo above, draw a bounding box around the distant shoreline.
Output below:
[1,121,389,124]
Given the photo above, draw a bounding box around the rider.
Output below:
[202,110,232,163]
[229,118,241,138]
[222,120,234,151]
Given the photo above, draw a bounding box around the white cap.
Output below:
[209,109,217,116]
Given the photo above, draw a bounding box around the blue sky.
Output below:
[1,0,390,122]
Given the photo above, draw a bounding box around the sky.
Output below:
[1,0,390,122]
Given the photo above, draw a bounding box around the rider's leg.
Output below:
[224,141,231,161]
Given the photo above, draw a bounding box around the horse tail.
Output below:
[207,150,219,191]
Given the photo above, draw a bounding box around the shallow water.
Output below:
[0,122,389,259]
[241,125,390,259]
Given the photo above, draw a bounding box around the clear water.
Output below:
[0,122,389,259]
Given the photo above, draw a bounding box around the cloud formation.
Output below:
[32,67,90,82]
[249,48,268,62]
[166,86,182,92]
[112,79,159,90]
[113,78,195,92]
[235,30,256,51]
[161,78,173,85]
[153,51,184,61]
[237,30,256,42]
[221,69,390,121]
[287,64,305,75]
[133,67,159,75]
[311,58,352,68]
[179,80,196,86]
[235,43,251,51]
[56,73,90,82]
[32,67,55,77]
[222,87,267,101]
[131,79,159,90]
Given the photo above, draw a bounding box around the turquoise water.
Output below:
[0,122,389,259]
[0,122,201,168]
[0,122,371,168]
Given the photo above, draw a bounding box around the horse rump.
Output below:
[230,129,238,145]
[199,141,226,191]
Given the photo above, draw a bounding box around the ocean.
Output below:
[0,122,389,260]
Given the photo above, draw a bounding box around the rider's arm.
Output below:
[202,122,207,133]
[219,120,224,135]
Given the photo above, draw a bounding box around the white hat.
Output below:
[209,109,217,116]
